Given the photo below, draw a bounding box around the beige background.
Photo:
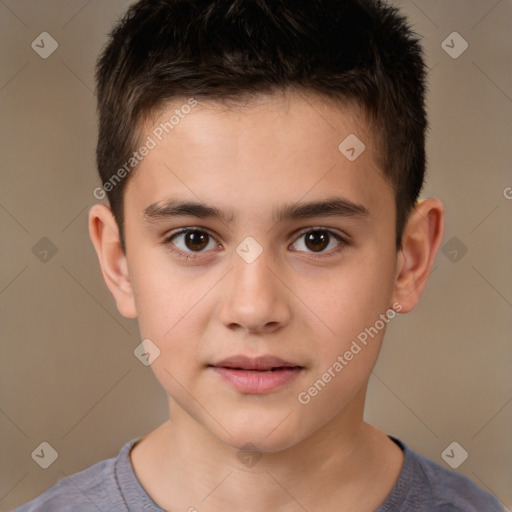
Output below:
[1,0,511,510]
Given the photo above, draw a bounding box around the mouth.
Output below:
[208,355,303,371]
[208,355,304,393]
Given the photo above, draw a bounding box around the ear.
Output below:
[88,204,137,319]
[392,198,444,313]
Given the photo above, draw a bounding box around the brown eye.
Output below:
[304,230,330,252]
[183,230,209,251]
[291,229,345,255]
[167,229,217,256]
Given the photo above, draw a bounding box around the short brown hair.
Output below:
[95,0,428,252]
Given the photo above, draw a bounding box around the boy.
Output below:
[15,0,504,511]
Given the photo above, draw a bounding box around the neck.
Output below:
[130,388,403,512]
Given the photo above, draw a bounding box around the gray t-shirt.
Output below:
[13,436,503,512]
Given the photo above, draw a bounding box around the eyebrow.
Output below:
[143,197,369,226]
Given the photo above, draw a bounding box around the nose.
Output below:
[218,246,291,334]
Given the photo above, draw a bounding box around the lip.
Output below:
[208,355,304,394]
[210,355,301,371]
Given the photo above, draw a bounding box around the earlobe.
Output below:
[88,204,137,319]
[392,198,444,313]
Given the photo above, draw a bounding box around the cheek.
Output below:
[303,250,396,347]
[128,254,213,373]
[129,248,206,335]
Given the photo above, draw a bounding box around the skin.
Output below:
[89,90,444,512]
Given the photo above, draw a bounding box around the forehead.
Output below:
[125,90,393,224]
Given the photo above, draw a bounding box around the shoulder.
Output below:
[12,441,135,512]
[383,437,504,512]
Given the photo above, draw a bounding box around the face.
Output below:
[119,91,401,451]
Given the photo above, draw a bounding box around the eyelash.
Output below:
[163,227,348,261]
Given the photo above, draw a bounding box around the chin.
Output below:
[212,413,304,454]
